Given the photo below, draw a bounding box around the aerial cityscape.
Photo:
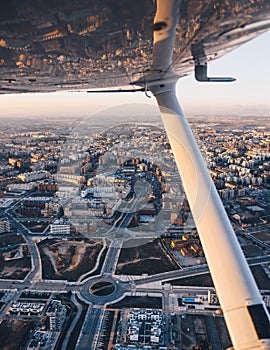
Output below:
[0,113,269,350]
[0,0,270,348]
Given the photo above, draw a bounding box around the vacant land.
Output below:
[251,265,270,289]
[0,319,35,350]
[180,314,232,349]
[23,221,49,233]
[242,244,265,257]
[169,273,214,288]
[115,238,178,275]
[0,234,25,248]
[252,232,270,243]
[0,256,31,279]
[38,238,103,281]
[0,235,31,279]
[167,265,270,290]
[81,246,108,281]
[107,296,162,309]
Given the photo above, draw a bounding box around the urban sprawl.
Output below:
[0,115,269,350]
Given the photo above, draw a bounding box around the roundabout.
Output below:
[79,275,127,305]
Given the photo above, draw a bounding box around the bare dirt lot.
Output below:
[38,238,103,281]
[0,234,25,248]
[167,265,270,290]
[0,257,31,280]
[23,221,49,233]
[107,296,162,309]
[180,314,232,349]
[242,244,265,257]
[0,319,35,350]
[252,232,270,243]
[115,238,178,275]
[0,235,31,280]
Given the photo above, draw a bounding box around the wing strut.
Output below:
[134,0,270,349]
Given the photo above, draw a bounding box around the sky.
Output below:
[0,30,269,119]
[178,30,270,115]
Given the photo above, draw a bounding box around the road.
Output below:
[4,207,42,282]
[75,306,103,350]
[1,252,269,349]
[101,240,122,275]
[0,254,269,293]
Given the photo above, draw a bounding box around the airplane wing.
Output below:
[0,0,270,93]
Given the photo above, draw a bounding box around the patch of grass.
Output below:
[20,291,51,300]
[90,282,115,296]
